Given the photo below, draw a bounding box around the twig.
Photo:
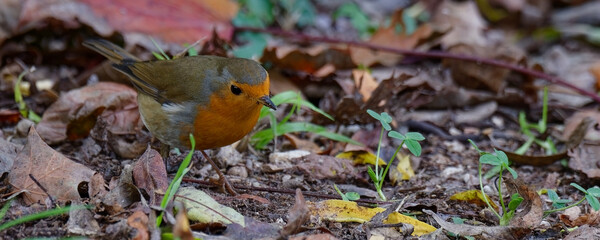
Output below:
[182,177,404,205]
[29,174,56,206]
[235,26,600,103]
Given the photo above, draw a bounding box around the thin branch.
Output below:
[235,26,600,104]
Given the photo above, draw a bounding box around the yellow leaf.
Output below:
[336,150,386,166]
[176,187,245,227]
[450,189,499,211]
[389,153,414,184]
[308,200,436,236]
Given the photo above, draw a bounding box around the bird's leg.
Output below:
[199,150,238,195]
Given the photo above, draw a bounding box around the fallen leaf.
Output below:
[283,134,322,153]
[281,189,309,237]
[432,0,487,48]
[67,203,100,236]
[449,190,499,211]
[563,224,600,240]
[102,165,141,214]
[350,10,433,67]
[538,46,600,107]
[0,109,20,125]
[335,150,385,166]
[8,126,95,204]
[173,206,194,240]
[132,146,168,205]
[352,69,378,101]
[0,0,21,44]
[563,110,600,141]
[176,187,245,226]
[223,217,280,239]
[19,0,238,49]
[295,154,360,182]
[569,143,600,179]
[389,152,414,183]
[505,178,543,228]
[0,136,22,176]
[261,44,355,75]
[37,82,142,144]
[127,211,150,240]
[308,200,436,236]
[563,210,600,228]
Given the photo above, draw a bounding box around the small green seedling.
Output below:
[334,184,360,201]
[251,91,361,149]
[516,86,557,155]
[500,193,524,226]
[13,67,41,123]
[469,140,520,226]
[546,189,571,209]
[367,109,425,201]
[543,184,600,218]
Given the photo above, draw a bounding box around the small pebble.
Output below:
[16,119,34,136]
[227,166,248,178]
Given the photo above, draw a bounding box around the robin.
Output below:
[84,39,276,194]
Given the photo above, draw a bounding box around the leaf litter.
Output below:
[2,0,600,239]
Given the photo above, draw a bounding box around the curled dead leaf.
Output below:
[8,126,96,204]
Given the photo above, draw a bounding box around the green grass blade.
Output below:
[252,122,361,147]
[0,205,89,231]
[157,134,195,226]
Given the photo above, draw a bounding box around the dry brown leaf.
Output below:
[132,146,168,205]
[8,126,96,204]
[174,206,194,240]
[505,178,543,228]
[0,0,21,44]
[295,154,360,182]
[37,82,142,144]
[127,211,150,240]
[432,0,487,49]
[0,136,21,176]
[281,189,309,237]
[444,44,522,93]
[222,217,280,239]
[563,110,600,141]
[0,109,20,125]
[539,46,600,107]
[66,203,101,236]
[89,172,108,201]
[283,134,322,153]
[352,69,378,101]
[560,209,600,227]
[261,45,355,75]
[568,143,600,179]
[18,0,237,49]
[563,225,600,240]
[350,10,433,67]
[102,165,141,214]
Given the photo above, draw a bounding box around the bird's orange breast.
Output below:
[183,91,263,150]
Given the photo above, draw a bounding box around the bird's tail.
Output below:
[83,39,141,63]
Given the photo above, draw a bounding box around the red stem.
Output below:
[235,26,600,104]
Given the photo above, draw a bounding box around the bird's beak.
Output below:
[258,95,276,110]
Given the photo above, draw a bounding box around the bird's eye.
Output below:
[230,85,242,95]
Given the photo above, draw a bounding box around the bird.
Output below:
[83,39,276,194]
